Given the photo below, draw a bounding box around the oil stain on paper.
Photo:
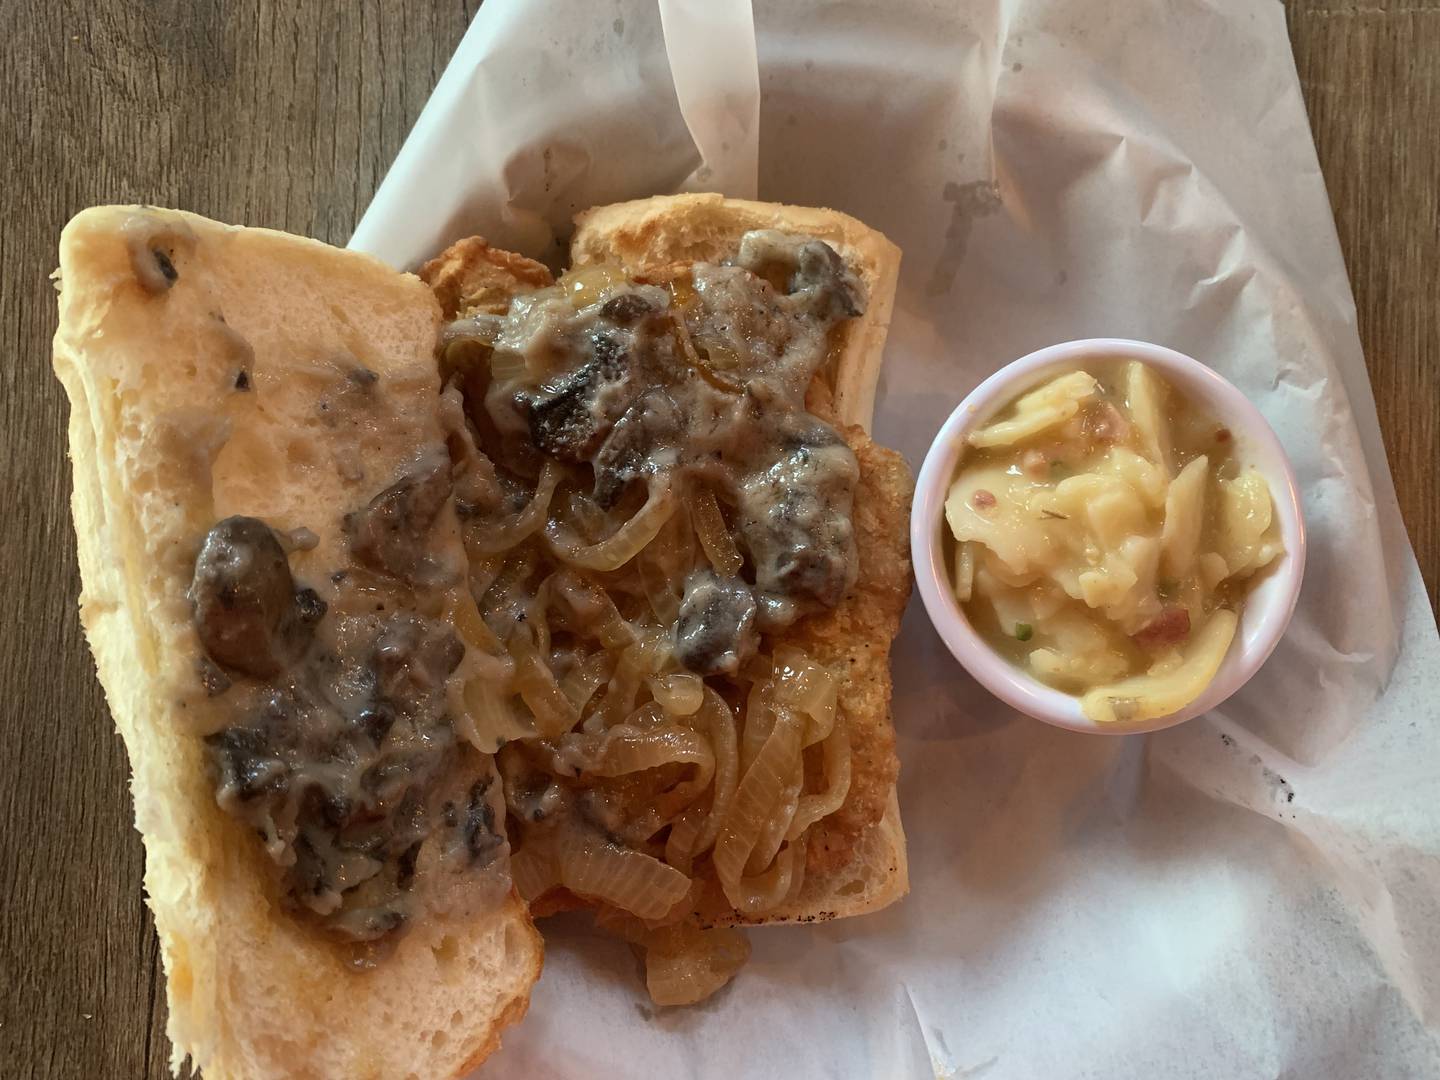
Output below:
[928,179,1002,297]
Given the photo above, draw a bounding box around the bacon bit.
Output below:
[1085,401,1132,443]
[1214,427,1232,444]
[1021,448,1049,479]
[971,489,997,510]
[1133,606,1191,648]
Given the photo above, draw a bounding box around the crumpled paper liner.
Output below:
[352,1,1440,1074]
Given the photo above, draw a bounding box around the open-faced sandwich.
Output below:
[52,194,911,1076]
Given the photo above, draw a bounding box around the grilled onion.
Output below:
[638,504,696,623]
[726,835,808,915]
[555,831,691,920]
[713,705,805,909]
[560,651,614,712]
[466,461,560,555]
[552,724,713,789]
[693,486,743,577]
[788,725,852,840]
[740,677,777,774]
[690,690,740,857]
[549,570,635,650]
[510,845,559,902]
[449,586,504,653]
[506,624,578,738]
[649,672,704,716]
[460,677,534,752]
[747,735,802,874]
[642,924,751,1007]
[771,646,839,745]
[545,477,677,571]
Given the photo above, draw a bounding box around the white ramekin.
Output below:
[910,338,1307,735]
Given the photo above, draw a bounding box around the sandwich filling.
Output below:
[191,227,877,1001]
[436,230,873,1002]
[191,457,511,949]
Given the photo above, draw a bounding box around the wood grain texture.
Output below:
[0,5,480,1077]
[1287,0,1440,610]
[0,2,1434,1077]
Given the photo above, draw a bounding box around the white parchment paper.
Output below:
[352,1,1440,1075]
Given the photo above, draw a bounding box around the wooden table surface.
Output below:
[2,2,1435,1076]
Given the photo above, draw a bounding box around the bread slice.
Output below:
[52,207,541,1079]
[569,194,912,925]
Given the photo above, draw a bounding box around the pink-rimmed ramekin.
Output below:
[910,338,1307,735]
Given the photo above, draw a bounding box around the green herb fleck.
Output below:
[1015,622,1034,642]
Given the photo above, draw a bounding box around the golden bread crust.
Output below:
[419,235,554,319]
[789,428,912,876]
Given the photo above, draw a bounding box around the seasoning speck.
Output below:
[1015,622,1033,642]
[152,248,178,285]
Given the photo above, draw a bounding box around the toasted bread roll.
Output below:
[571,195,911,924]
[424,195,911,931]
[53,207,540,1080]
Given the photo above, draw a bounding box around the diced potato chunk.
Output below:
[1161,455,1208,578]
[968,371,1098,448]
[1080,610,1238,724]
[1124,360,1172,470]
[1199,551,1230,589]
[1100,447,1169,508]
[1215,468,1280,577]
[945,466,1055,576]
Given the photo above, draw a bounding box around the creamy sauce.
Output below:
[192,455,508,945]
[471,229,865,653]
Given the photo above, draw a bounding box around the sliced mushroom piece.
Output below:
[371,614,465,714]
[524,331,638,463]
[346,449,454,584]
[674,568,760,676]
[122,212,197,295]
[191,515,326,678]
[463,777,503,868]
[735,230,864,319]
[736,425,859,620]
[591,387,682,507]
[205,723,288,803]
